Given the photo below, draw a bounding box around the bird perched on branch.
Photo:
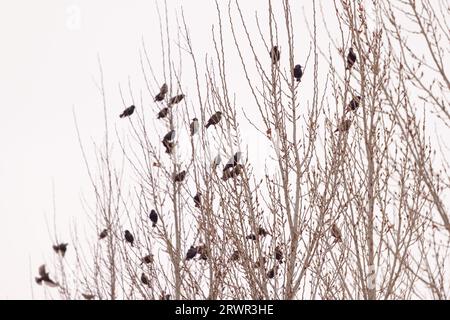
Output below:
[185,245,198,261]
[157,107,169,119]
[149,209,158,227]
[331,223,342,242]
[193,192,202,208]
[230,250,240,262]
[141,254,154,265]
[205,111,223,129]
[169,94,185,106]
[334,119,352,133]
[258,227,269,237]
[82,293,95,300]
[53,243,68,257]
[99,229,108,240]
[162,130,176,154]
[141,273,151,287]
[163,130,176,142]
[154,83,168,102]
[190,118,199,136]
[294,64,303,82]
[275,246,283,263]
[345,96,362,113]
[246,234,257,241]
[267,266,278,279]
[346,47,357,70]
[124,230,134,246]
[119,105,135,118]
[270,46,280,64]
[35,265,58,287]
[223,152,242,172]
[222,164,244,181]
[173,170,187,183]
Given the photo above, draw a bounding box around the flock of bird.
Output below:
[35,45,355,294]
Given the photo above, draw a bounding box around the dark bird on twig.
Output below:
[222,164,244,181]
[246,234,257,241]
[294,64,303,82]
[346,47,357,70]
[223,152,242,172]
[149,209,158,227]
[173,170,187,183]
[205,111,223,129]
[334,119,352,133]
[193,192,202,208]
[124,230,134,246]
[267,266,277,279]
[345,96,362,113]
[154,83,168,102]
[275,246,283,263]
[230,250,240,262]
[169,94,185,106]
[258,227,269,237]
[141,273,151,287]
[162,140,175,154]
[53,243,68,257]
[157,107,169,119]
[141,254,154,265]
[119,105,135,118]
[99,229,108,240]
[197,245,208,261]
[35,265,58,287]
[185,245,198,261]
[331,223,342,242]
[190,118,199,136]
[82,293,95,300]
[270,46,280,64]
[163,130,176,142]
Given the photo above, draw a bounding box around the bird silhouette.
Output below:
[346,47,357,70]
[345,96,362,113]
[82,293,95,300]
[141,273,151,287]
[163,130,176,142]
[52,243,68,257]
[267,266,277,279]
[294,64,303,82]
[99,229,108,240]
[193,192,202,208]
[185,245,198,261]
[154,83,168,102]
[334,119,352,133]
[119,105,135,118]
[169,94,185,106]
[205,111,222,129]
[173,170,187,183]
[229,250,240,262]
[223,152,242,172]
[124,230,134,246]
[275,246,283,263]
[246,234,257,241]
[141,254,154,265]
[190,118,199,136]
[35,265,58,287]
[258,227,269,237]
[157,107,169,119]
[149,209,158,227]
[331,223,342,242]
[270,46,280,64]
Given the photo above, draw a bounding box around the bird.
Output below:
[223,152,242,172]
[141,254,154,265]
[275,246,283,263]
[119,105,135,118]
[149,209,158,227]
[124,230,134,246]
[346,47,357,70]
[52,243,68,257]
[212,154,222,170]
[185,245,198,261]
[197,245,208,261]
[141,273,151,287]
[258,227,269,237]
[163,130,176,142]
[222,164,243,181]
[345,96,362,113]
[99,229,108,240]
[246,234,257,241]
[267,266,277,279]
[169,94,185,106]
[157,107,169,119]
[193,192,202,208]
[294,64,303,82]
[162,140,175,154]
[205,111,223,129]
[334,119,352,133]
[229,250,240,262]
[82,293,95,300]
[270,46,280,64]
[190,118,199,136]
[331,223,342,242]
[173,170,187,183]
[35,265,58,287]
[154,83,168,102]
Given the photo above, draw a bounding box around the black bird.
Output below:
[53,243,68,257]
[162,140,175,154]
[230,250,240,262]
[345,96,362,113]
[99,229,108,240]
[222,164,243,181]
[141,273,151,287]
[82,293,95,300]
[223,152,242,172]
[258,227,269,237]
[334,119,352,133]
[270,46,280,64]
[331,223,342,242]
[141,254,154,265]
[205,111,223,129]
[193,192,202,208]
[267,266,277,279]
[246,234,257,241]
[124,230,134,246]
[173,170,187,183]
[35,265,58,287]
[163,130,176,142]
[294,64,303,82]
[149,209,158,227]
[275,246,283,263]
[169,94,185,106]
[157,107,169,119]
[185,245,198,261]
[154,83,168,102]
[346,47,357,70]
[190,118,199,136]
[119,105,135,118]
